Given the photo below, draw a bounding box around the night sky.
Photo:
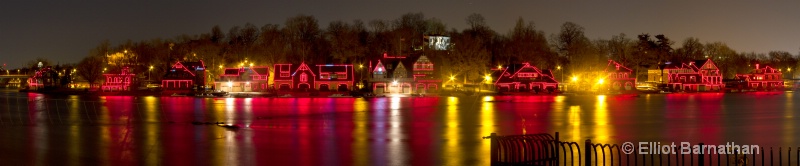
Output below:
[2,1,799,68]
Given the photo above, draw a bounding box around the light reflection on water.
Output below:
[0,92,799,165]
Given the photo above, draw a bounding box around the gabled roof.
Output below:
[605,60,633,73]
[291,62,316,77]
[250,67,269,76]
[163,61,205,79]
[373,60,386,73]
[494,63,558,84]
[222,68,241,76]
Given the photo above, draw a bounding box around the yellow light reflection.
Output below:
[97,96,112,166]
[388,96,406,166]
[352,98,369,166]
[68,96,82,166]
[142,97,161,166]
[594,95,612,143]
[784,93,794,145]
[568,106,581,141]
[443,97,462,166]
[479,96,496,165]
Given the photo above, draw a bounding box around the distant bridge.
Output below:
[0,75,29,79]
[0,75,28,87]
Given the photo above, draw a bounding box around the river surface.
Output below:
[0,89,798,165]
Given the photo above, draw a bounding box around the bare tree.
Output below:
[284,14,321,63]
[77,55,104,88]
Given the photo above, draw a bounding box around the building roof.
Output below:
[605,60,633,73]
[273,64,294,81]
[163,61,205,80]
[250,67,269,76]
[494,63,558,84]
[315,64,354,81]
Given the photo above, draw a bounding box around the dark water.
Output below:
[0,89,798,165]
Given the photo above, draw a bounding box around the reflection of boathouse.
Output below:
[493,63,559,93]
[734,64,783,90]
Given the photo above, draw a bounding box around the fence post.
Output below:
[698,143,704,166]
[490,133,497,166]
[585,139,591,166]
[555,132,560,165]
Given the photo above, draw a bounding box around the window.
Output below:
[300,73,308,82]
[280,73,289,77]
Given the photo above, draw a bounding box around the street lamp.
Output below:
[149,65,153,80]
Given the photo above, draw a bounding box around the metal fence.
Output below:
[484,132,800,166]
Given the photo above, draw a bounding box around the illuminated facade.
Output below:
[101,67,135,91]
[369,53,440,94]
[215,66,269,92]
[27,66,59,90]
[161,61,206,90]
[272,62,316,91]
[603,60,636,91]
[734,64,783,90]
[659,59,724,92]
[314,64,354,92]
[493,63,559,93]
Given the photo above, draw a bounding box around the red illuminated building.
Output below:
[734,64,783,90]
[215,66,269,92]
[603,60,636,91]
[272,62,316,91]
[162,61,206,91]
[101,67,135,91]
[658,59,724,92]
[314,64,354,92]
[27,66,59,90]
[493,63,559,94]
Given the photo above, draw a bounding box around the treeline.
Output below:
[74,13,799,85]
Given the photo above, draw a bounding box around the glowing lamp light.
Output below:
[359,64,363,69]
[557,66,561,70]
[497,65,502,69]
[249,63,254,67]
[449,76,455,81]
[597,78,604,84]
[227,81,233,87]
[571,76,578,82]
[392,80,398,85]
[484,74,492,81]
